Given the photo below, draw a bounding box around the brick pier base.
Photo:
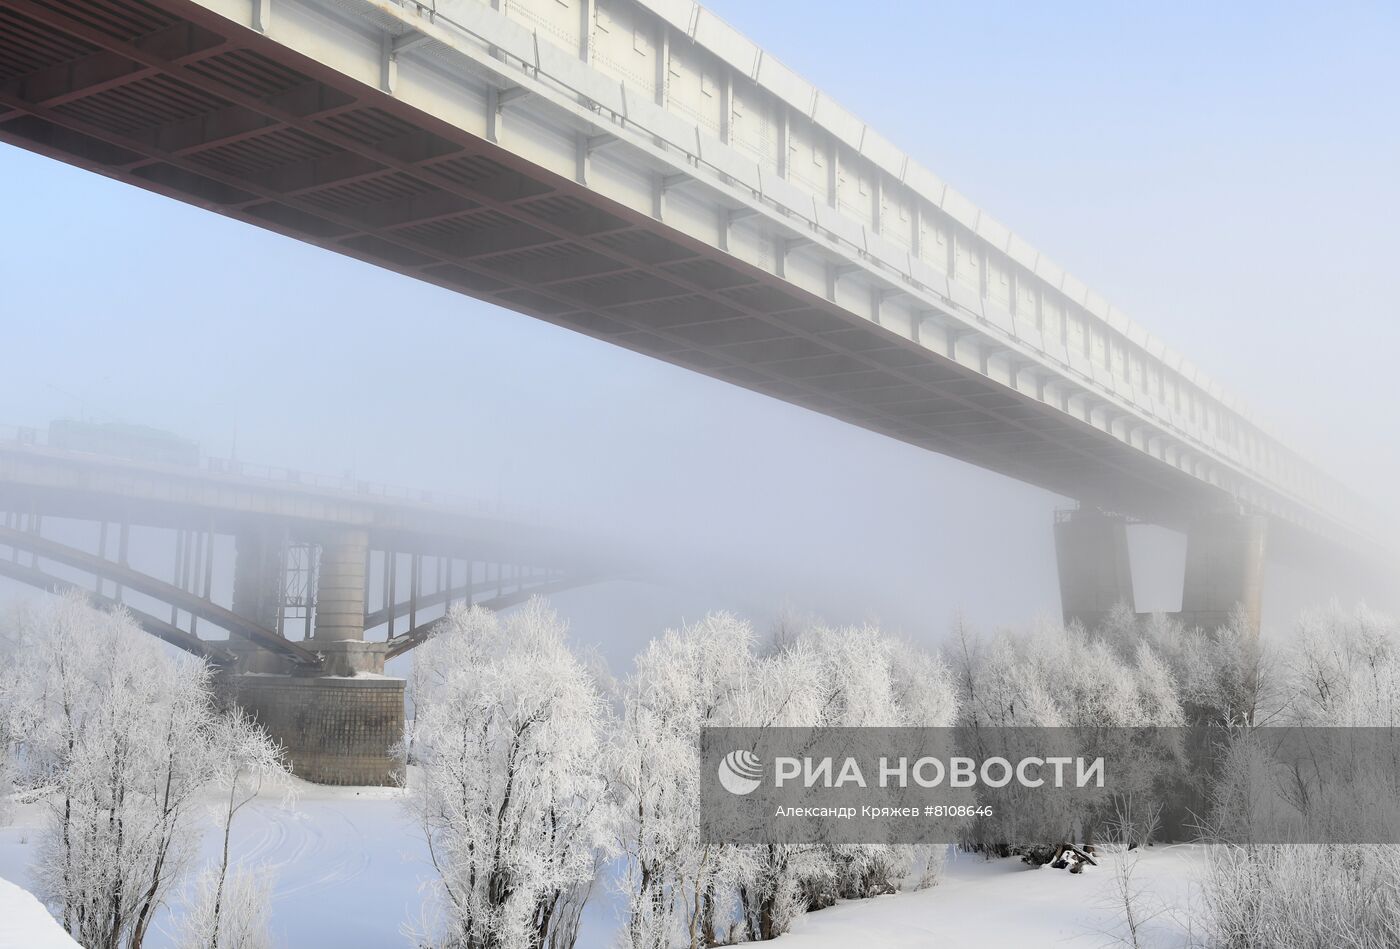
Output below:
[224,674,406,786]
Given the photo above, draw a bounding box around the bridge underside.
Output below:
[0,0,1387,779]
[0,0,1278,542]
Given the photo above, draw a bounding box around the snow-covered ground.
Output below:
[783,845,1206,948]
[0,778,621,948]
[0,877,80,948]
[1,781,428,948]
[1,781,1205,948]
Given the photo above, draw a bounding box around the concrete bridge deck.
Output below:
[1,0,1393,783]
[0,0,1385,575]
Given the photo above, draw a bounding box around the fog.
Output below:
[1,1,1396,673]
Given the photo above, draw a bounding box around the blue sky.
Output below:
[1,1,1396,662]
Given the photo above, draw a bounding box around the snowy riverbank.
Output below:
[783,844,1205,948]
[0,780,425,949]
[3,777,1206,948]
[0,876,80,948]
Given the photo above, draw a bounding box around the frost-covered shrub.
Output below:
[611,615,957,946]
[796,625,958,907]
[611,613,829,946]
[6,592,280,949]
[0,606,21,827]
[177,865,273,949]
[1103,604,1272,727]
[952,618,1185,853]
[741,623,958,934]
[1202,604,1400,949]
[407,599,610,949]
[1204,845,1400,949]
[612,612,762,948]
[0,673,15,829]
[1291,604,1400,727]
[176,708,288,949]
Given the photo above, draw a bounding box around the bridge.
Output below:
[0,0,1389,779]
[0,423,604,783]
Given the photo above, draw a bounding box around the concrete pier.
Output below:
[312,528,389,677]
[224,673,406,786]
[312,527,368,645]
[230,527,287,674]
[1054,508,1268,637]
[1054,508,1135,630]
[226,525,404,785]
[1181,513,1268,636]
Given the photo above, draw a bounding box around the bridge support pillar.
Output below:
[222,674,405,786]
[1179,513,1267,635]
[225,526,404,785]
[313,527,368,643]
[230,526,290,674]
[312,527,386,675]
[1054,508,1134,630]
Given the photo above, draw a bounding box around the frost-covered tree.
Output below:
[176,707,289,949]
[953,618,1184,853]
[1174,610,1274,728]
[1201,604,1400,948]
[406,599,610,949]
[613,615,957,946]
[177,867,272,949]
[1102,602,1281,728]
[612,612,756,949]
[4,593,287,949]
[780,624,957,909]
[611,612,823,947]
[6,592,243,949]
[1200,605,1400,847]
[1204,843,1400,949]
[0,715,14,828]
[1290,603,1400,727]
[0,610,20,828]
[729,640,828,943]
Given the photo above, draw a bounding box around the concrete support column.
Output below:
[223,525,403,786]
[1054,508,1134,630]
[312,527,384,675]
[1180,513,1267,635]
[231,527,279,628]
[313,527,367,642]
[230,525,288,674]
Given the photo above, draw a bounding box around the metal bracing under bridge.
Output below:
[0,547,240,662]
[0,439,604,668]
[0,518,319,664]
[0,0,1387,576]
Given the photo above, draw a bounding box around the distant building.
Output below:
[48,420,199,467]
